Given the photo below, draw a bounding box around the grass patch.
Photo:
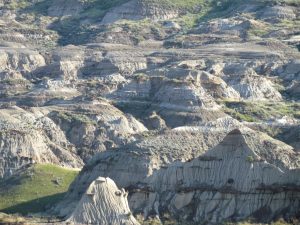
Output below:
[143,0,208,12]
[222,106,258,122]
[221,100,300,122]
[0,164,79,215]
[276,19,300,29]
[248,27,270,38]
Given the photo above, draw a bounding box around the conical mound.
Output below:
[67,177,140,225]
[205,128,259,160]
[206,128,299,170]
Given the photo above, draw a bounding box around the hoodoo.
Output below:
[67,177,140,225]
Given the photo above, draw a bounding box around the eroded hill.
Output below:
[0,0,299,224]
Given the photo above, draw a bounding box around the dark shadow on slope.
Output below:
[22,0,52,15]
[20,0,129,46]
[1,193,66,215]
[197,0,266,23]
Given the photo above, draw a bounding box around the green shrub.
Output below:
[246,155,255,163]
[55,111,96,125]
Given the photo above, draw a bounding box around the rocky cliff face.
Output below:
[0,106,83,178]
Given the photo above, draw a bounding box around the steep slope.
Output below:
[0,106,83,178]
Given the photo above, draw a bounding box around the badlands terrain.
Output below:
[0,0,299,224]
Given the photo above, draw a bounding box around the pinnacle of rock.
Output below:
[67,177,140,225]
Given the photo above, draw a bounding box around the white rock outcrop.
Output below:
[0,47,45,75]
[223,65,282,101]
[67,177,140,225]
